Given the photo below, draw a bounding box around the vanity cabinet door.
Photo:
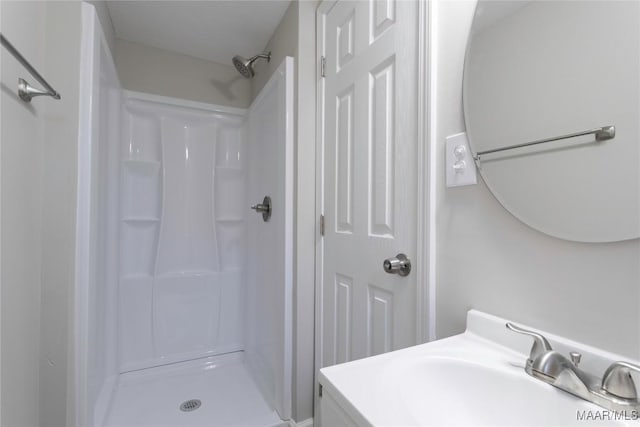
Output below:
[319,392,361,427]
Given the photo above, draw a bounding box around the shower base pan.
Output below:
[104,352,285,427]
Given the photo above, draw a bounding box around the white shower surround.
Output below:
[75,5,294,426]
[118,93,248,372]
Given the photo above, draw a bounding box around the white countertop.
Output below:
[319,310,639,426]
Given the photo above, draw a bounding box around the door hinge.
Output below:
[320,214,325,236]
[321,56,326,78]
[319,383,323,397]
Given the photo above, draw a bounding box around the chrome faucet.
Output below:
[506,322,640,412]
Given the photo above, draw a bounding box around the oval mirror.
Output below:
[463,0,639,242]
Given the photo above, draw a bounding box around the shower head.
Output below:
[232,52,271,78]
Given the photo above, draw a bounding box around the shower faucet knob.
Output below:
[251,196,272,222]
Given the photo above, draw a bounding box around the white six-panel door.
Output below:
[319,0,419,368]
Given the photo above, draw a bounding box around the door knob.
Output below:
[383,253,411,276]
[251,196,271,222]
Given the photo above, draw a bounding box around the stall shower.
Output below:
[76,7,293,426]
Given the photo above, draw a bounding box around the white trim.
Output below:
[427,1,438,342]
[123,90,247,117]
[415,0,431,345]
[283,56,295,422]
[313,1,335,423]
[73,5,97,426]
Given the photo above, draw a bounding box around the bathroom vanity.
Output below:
[318,311,639,426]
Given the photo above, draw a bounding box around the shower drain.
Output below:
[179,399,202,412]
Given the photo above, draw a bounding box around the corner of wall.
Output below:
[251,0,299,100]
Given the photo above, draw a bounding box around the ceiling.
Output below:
[106,1,291,66]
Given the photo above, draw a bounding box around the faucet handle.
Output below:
[506,322,553,362]
[570,351,582,367]
[601,361,640,400]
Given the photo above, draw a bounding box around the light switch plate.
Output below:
[446,132,477,187]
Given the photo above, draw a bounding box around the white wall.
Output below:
[1,1,83,426]
[114,39,252,108]
[251,1,298,100]
[431,0,640,359]
[40,4,82,426]
[1,2,46,425]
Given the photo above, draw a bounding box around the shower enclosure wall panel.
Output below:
[246,57,294,421]
[118,95,247,372]
[76,5,122,426]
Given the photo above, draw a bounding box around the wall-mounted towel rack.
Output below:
[473,125,615,163]
[1,33,61,102]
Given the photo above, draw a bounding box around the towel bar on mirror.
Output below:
[473,125,615,164]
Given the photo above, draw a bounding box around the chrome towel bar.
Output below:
[473,125,615,163]
[1,33,61,102]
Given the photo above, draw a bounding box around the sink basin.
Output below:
[382,356,619,426]
[319,311,637,426]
